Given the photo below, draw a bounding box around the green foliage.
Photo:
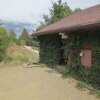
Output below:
[64,33,100,90]
[19,28,32,46]
[88,45,100,89]
[76,81,92,90]
[37,0,72,30]
[88,65,100,89]
[9,30,16,37]
[0,28,9,61]
[8,30,21,45]
[74,8,81,13]
[38,34,62,65]
[50,0,72,23]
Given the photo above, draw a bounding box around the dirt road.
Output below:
[0,64,99,100]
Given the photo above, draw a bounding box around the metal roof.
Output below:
[33,4,100,36]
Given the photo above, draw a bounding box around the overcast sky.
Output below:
[0,0,100,25]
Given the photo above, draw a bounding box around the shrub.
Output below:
[38,34,62,65]
[64,33,100,90]
[0,28,9,61]
[88,65,100,89]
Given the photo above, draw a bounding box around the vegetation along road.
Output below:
[0,63,99,100]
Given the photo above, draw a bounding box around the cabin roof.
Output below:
[33,4,100,36]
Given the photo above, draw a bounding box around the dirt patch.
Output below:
[0,63,99,100]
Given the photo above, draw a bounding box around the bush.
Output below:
[38,34,62,65]
[0,28,9,61]
[88,65,100,89]
[65,63,100,90]
[64,33,100,90]
[64,65,89,82]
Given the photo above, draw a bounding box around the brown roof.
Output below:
[33,4,100,36]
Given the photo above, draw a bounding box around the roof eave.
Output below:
[32,22,100,36]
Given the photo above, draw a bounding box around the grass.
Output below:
[5,45,39,64]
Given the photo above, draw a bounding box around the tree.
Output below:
[0,20,3,26]
[9,30,16,37]
[0,28,9,61]
[37,0,72,30]
[20,29,29,40]
[7,29,21,45]
[50,0,72,23]
[20,28,32,45]
[74,8,81,13]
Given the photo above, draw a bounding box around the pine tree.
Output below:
[20,28,29,40]
[20,28,32,45]
[9,30,16,37]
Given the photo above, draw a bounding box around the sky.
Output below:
[0,0,100,26]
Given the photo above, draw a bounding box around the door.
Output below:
[81,43,92,68]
